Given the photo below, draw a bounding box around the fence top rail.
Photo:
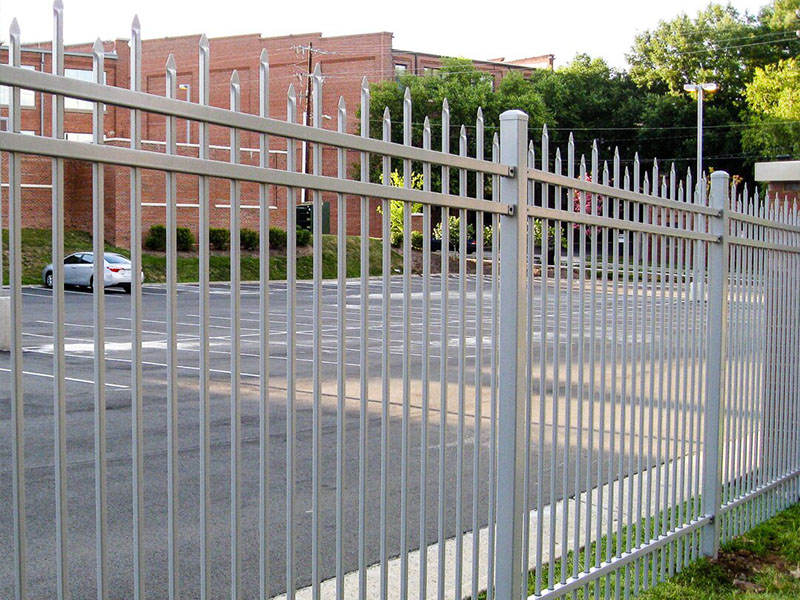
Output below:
[0,64,511,178]
[0,131,512,215]
[527,167,720,218]
[728,207,800,235]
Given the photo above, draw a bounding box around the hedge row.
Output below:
[144,225,312,252]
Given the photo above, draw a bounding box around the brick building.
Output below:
[0,31,552,246]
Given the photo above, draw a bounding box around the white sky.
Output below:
[2,0,771,69]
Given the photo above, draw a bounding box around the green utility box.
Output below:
[296,202,330,234]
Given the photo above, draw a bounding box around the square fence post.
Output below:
[495,109,529,600]
[701,170,730,558]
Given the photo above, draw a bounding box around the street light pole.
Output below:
[178,83,191,144]
[683,82,718,185]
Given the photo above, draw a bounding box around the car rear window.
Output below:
[104,253,130,264]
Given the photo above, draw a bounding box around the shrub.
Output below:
[269,227,287,250]
[390,230,403,248]
[296,227,312,247]
[482,225,493,248]
[209,227,230,251]
[176,227,195,252]
[432,215,475,250]
[240,228,259,251]
[144,224,167,251]
[410,230,423,250]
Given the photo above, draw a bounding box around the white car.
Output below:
[43,252,140,293]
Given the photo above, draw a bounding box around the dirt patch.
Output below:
[713,546,799,593]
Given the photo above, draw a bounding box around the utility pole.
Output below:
[291,43,331,203]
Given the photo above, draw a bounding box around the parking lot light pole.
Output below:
[683,82,718,184]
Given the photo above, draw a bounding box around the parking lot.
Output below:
[0,273,697,599]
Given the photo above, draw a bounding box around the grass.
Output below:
[2,229,403,285]
[641,503,800,599]
[474,499,800,600]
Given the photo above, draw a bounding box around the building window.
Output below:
[423,67,440,77]
[64,68,106,110]
[0,66,36,107]
[394,63,408,80]
[65,132,94,142]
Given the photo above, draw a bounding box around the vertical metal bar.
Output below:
[420,116,432,600]
[164,53,180,600]
[471,107,485,600]
[701,171,730,558]
[379,106,391,600]
[286,84,299,600]
[400,88,412,600]
[527,149,537,591]
[51,4,69,598]
[495,109,529,600]
[486,132,500,600]
[129,18,145,600]
[585,145,598,583]
[573,144,586,588]
[437,98,450,600]
[335,94,347,600]
[229,70,243,599]
[310,62,323,600]
[257,47,271,600]
[455,125,468,600]
[8,18,26,600]
[641,172,653,590]
[357,78,369,600]
[91,39,109,600]
[544,127,559,591]
[557,147,572,589]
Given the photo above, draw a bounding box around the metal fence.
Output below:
[0,4,799,600]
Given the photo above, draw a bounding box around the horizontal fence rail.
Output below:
[1,6,799,600]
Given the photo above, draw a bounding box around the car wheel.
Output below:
[88,276,93,291]
[122,283,131,294]
[44,271,53,289]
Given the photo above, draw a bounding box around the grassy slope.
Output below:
[4,229,403,285]
[641,503,800,599]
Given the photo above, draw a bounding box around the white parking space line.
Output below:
[0,366,129,389]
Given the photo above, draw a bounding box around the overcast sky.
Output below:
[2,0,771,69]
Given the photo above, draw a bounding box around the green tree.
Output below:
[742,58,800,159]
[365,57,550,190]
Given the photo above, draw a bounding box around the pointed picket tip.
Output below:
[568,132,574,144]
[460,124,467,136]
[383,106,390,119]
[231,70,240,86]
[200,33,210,51]
[592,139,598,151]
[614,147,619,158]
[670,162,676,175]
[555,147,561,159]
[288,83,296,99]
[313,62,322,77]
[338,95,346,110]
[542,123,548,135]
[424,115,431,128]
[634,152,639,161]
[442,98,449,112]
[528,140,534,152]
[361,76,369,91]
[165,53,176,71]
[259,48,268,64]
[492,132,498,144]
[93,38,105,55]
[477,106,483,120]
[53,0,64,13]
[131,14,141,33]
[403,87,411,101]
[10,18,20,38]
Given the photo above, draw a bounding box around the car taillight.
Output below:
[107,267,122,273]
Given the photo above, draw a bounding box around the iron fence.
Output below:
[0,4,798,600]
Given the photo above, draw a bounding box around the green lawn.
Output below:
[641,503,800,599]
[2,229,402,285]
